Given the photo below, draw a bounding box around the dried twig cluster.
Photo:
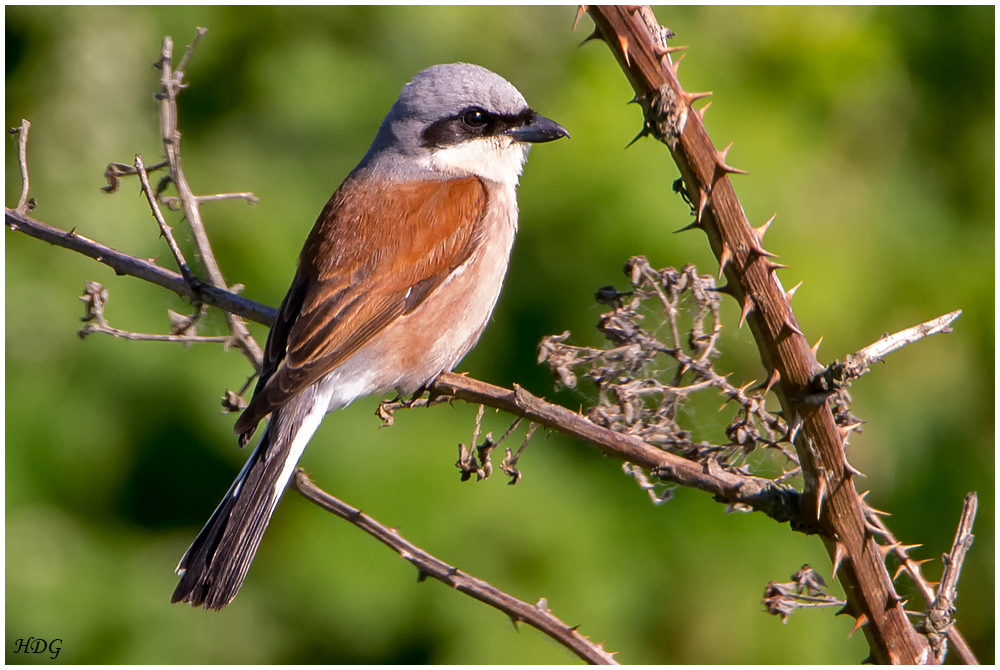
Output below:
[763,564,846,625]
[539,257,798,481]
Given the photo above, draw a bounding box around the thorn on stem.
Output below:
[718,243,733,279]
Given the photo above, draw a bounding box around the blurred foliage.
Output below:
[5,6,993,664]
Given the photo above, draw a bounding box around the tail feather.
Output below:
[172,391,326,609]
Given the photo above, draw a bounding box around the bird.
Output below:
[171,62,568,610]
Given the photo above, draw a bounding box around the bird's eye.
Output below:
[461,108,489,128]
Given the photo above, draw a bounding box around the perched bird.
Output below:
[172,63,568,609]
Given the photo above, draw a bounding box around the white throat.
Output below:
[418,136,529,187]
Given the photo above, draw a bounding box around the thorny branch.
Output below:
[293,470,619,665]
[581,5,975,664]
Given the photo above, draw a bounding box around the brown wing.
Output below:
[234,173,488,439]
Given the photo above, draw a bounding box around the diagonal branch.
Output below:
[818,310,964,390]
[927,492,979,664]
[4,208,276,326]
[293,470,619,665]
[580,5,968,664]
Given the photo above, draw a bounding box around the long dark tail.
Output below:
[172,396,323,609]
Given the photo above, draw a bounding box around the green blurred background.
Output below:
[5,6,993,664]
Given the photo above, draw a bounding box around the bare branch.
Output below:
[134,154,198,286]
[819,310,963,390]
[176,26,207,72]
[292,470,619,665]
[5,208,277,327]
[927,492,979,664]
[79,323,234,345]
[153,31,263,371]
[196,192,259,205]
[10,119,35,215]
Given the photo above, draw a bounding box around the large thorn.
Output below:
[786,280,803,300]
[625,125,651,148]
[754,367,780,396]
[815,475,827,520]
[714,141,749,176]
[579,29,605,46]
[832,541,846,579]
[739,293,754,329]
[696,189,709,225]
[717,243,733,279]
[866,506,891,518]
[674,220,703,234]
[697,100,712,120]
[810,336,823,357]
[835,601,857,618]
[848,613,869,639]
[670,52,685,75]
[653,43,688,56]
[877,541,900,559]
[839,421,863,440]
[756,213,776,241]
[843,456,865,479]
[682,90,713,106]
[708,283,735,297]
[573,5,587,30]
[783,315,804,337]
[787,412,803,444]
[619,35,630,66]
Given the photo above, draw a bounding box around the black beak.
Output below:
[506,112,570,143]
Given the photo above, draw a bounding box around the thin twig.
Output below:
[11,119,33,214]
[863,511,979,664]
[292,470,619,665]
[820,310,963,389]
[154,32,263,371]
[927,492,979,664]
[79,322,234,345]
[197,192,259,204]
[134,154,198,286]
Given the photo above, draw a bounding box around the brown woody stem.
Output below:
[293,470,619,665]
[584,5,944,664]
